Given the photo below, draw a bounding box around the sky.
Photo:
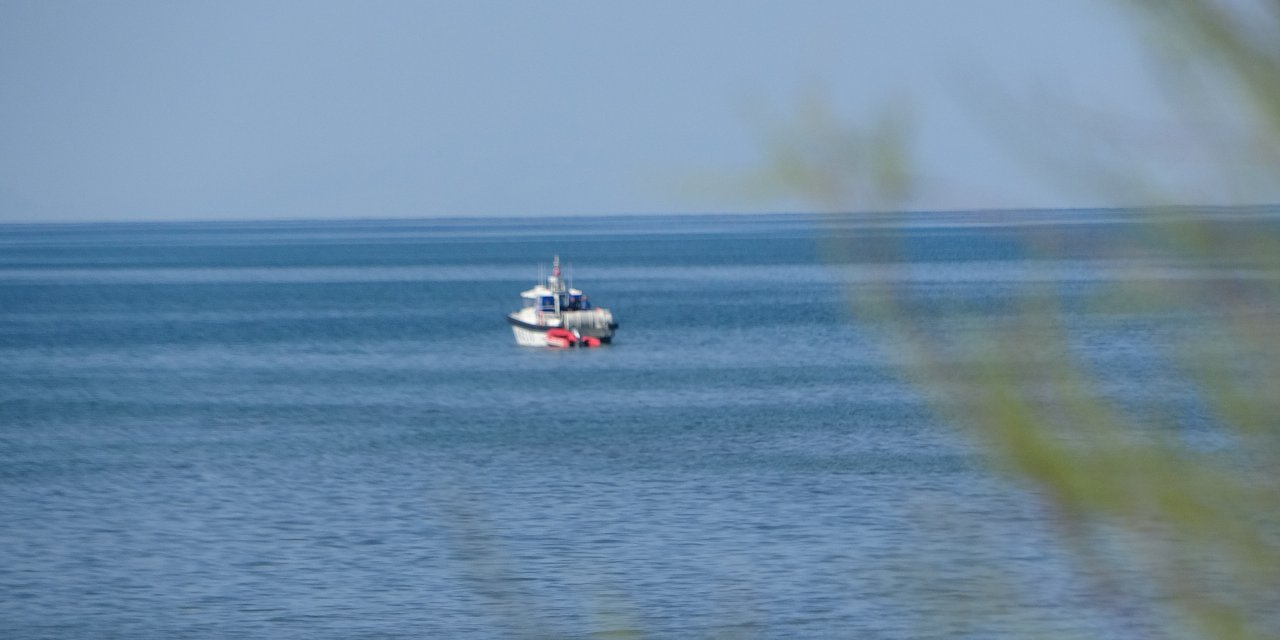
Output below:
[0,1,1225,222]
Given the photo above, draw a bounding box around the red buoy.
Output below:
[545,328,577,348]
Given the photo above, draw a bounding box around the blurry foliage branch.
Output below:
[1134,0,1280,138]
[760,1,1280,638]
[747,95,915,211]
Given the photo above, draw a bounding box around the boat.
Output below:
[507,256,617,348]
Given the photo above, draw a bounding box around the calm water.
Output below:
[1,211,1271,638]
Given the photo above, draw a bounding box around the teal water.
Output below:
[1,211,1271,638]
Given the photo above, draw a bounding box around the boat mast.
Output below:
[551,255,562,314]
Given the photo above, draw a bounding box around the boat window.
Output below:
[539,296,555,311]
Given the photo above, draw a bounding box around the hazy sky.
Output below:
[0,1,1196,221]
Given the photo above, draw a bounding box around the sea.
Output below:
[1,209,1274,639]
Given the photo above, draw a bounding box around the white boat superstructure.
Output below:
[507,256,617,348]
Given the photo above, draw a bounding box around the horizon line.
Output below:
[1,203,1278,228]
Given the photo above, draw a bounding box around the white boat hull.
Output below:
[511,324,549,347]
[507,309,616,347]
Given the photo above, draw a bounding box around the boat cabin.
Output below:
[520,285,590,314]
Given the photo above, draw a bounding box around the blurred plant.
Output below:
[746,94,915,212]
[760,1,1280,638]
